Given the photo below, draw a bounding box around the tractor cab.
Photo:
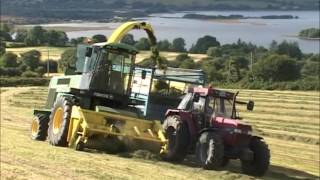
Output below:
[177,87,254,129]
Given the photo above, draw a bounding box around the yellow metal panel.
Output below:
[77,107,165,142]
[68,106,168,153]
[67,106,83,146]
[107,22,155,44]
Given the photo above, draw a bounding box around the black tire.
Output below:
[221,157,229,167]
[196,132,224,170]
[48,96,73,147]
[162,115,190,162]
[241,137,270,176]
[31,114,49,141]
[75,141,85,151]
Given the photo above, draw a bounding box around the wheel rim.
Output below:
[201,143,208,163]
[53,107,63,134]
[31,118,39,136]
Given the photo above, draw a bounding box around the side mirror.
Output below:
[85,47,93,57]
[247,100,254,111]
[141,70,147,79]
[193,93,200,103]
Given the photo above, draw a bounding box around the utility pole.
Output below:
[250,51,253,72]
[47,46,50,77]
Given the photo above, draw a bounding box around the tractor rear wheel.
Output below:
[241,137,270,176]
[162,115,190,162]
[221,157,229,167]
[31,114,49,141]
[48,96,73,147]
[196,132,224,170]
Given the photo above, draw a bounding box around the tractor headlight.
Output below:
[234,128,242,134]
[233,128,252,135]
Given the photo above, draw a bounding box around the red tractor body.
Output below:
[163,87,270,176]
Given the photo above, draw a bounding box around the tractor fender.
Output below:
[251,136,264,141]
[165,109,198,138]
[57,93,78,105]
[198,128,220,137]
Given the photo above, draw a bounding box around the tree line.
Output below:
[299,28,320,39]
[138,38,319,90]
[1,24,319,90]
[1,24,68,47]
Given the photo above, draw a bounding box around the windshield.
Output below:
[108,51,132,74]
[209,97,233,118]
[92,49,134,95]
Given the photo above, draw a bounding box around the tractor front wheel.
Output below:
[31,114,49,141]
[162,115,190,162]
[196,132,224,170]
[241,137,270,176]
[48,96,73,147]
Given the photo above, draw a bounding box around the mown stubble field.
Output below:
[0,87,319,180]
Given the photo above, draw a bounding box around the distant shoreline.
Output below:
[299,37,320,41]
[183,13,299,20]
[285,34,320,41]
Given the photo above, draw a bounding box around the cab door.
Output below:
[90,50,110,92]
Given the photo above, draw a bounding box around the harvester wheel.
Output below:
[162,115,190,162]
[48,96,73,147]
[196,132,224,170]
[75,141,85,151]
[31,114,49,141]
[241,137,270,176]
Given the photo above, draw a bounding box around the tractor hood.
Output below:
[212,116,252,135]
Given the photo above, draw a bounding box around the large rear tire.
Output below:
[48,96,73,147]
[241,137,270,176]
[196,132,224,170]
[162,115,190,162]
[31,114,49,141]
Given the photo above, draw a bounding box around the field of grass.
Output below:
[136,51,207,62]
[5,46,207,63]
[1,87,319,179]
[5,46,71,61]
[234,89,320,176]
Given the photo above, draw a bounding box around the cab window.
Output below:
[209,97,233,118]
[108,51,132,74]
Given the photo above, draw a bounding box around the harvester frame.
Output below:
[30,21,205,156]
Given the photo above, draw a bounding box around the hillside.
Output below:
[1,0,319,24]
[1,87,319,179]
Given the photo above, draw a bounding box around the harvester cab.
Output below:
[73,42,139,107]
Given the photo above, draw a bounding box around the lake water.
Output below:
[35,11,319,53]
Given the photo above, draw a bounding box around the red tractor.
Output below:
[162,87,270,176]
